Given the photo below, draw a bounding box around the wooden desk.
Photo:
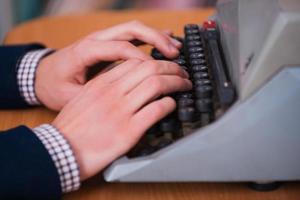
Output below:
[3,9,300,200]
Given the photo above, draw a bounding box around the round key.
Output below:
[188,47,203,53]
[186,35,201,41]
[151,48,165,60]
[193,72,209,79]
[195,85,213,98]
[177,98,194,107]
[194,79,211,86]
[185,29,200,35]
[187,41,202,47]
[190,53,204,59]
[196,98,213,113]
[136,146,156,157]
[192,65,208,72]
[155,138,173,150]
[184,24,198,30]
[160,118,179,133]
[173,58,186,66]
[190,59,206,65]
[178,92,193,99]
[178,107,196,122]
[147,124,162,137]
[178,54,185,60]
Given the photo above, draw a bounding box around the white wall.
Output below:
[0,0,13,42]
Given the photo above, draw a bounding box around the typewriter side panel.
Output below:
[242,11,300,99]
[104,67,300,182]
[217,0,300,100]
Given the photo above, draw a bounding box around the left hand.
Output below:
[35,21,182,111]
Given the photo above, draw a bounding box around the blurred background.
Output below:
[0,0,216,42]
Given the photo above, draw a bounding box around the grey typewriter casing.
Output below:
[104,0,300,182]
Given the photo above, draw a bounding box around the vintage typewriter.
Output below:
[103,0,300,190]
[126,21,235,158]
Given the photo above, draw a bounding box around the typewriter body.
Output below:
[104,0,300,182]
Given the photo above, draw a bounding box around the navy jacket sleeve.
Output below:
[0,45,62,199]
[0,126,62,199]
[0,44,45,109]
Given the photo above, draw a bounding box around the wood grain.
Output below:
[3,9,300,200]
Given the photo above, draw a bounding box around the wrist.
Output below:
[52,116,124,181]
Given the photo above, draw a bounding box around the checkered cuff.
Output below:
[17,49,54,106]
[33,124,81,193]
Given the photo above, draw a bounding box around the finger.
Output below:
[162,29,173,36]
[89,21,181,58]
[125,75,192,113]
[98,59,143,83]
[76,40,152,67]
[116,60,189,94]
[130,96,176,135]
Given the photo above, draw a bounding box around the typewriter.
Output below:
[104,0,300,189]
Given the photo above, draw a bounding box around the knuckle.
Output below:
[173,64,183,75]
[129,20,143,27]
[151,102,165,117]
[144,60,160,74]
[165,62,183,75]
[128,58,143,64]
[117,41,133,50]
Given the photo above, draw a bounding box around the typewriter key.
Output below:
[194,79,211,86]
[187,41,202,46]
[178,54,185,60]
[151,48,165,60]
[155,138,173,150]
[178,92,193,99]
[193,72,209,79]
[188,47,203,53]
[136,146,156,157]
[190,53,205,59]
[190,59,206,65]
[186,35,201,41]
[192,65,208,72]
[185,29,200,35]
[195,85,213,98]
[173,59,186,66]
[177,98,194,107]
[196,98,213,113]
[184,24,198,30]
[160,118,180,133]
[178,107,196,122]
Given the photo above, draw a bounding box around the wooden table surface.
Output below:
[3,9,300,200]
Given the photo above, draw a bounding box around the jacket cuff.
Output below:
[0,126,62,199]
[0,44,45,109]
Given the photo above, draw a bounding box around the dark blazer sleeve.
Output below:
[0,126,62,199]
[0,44,45,109]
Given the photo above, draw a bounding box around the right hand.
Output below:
[52,59,192,180]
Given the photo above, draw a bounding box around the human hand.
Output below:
[35,21,182,111]
[52,59,191,180]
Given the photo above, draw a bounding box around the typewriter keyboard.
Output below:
[127,21,235,158]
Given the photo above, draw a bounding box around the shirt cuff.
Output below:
[17,49,54,106]
[32,124,81,193]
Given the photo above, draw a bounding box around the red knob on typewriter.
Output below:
[203,20,216,29]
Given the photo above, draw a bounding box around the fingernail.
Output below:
[185,79,193,87]
[168,43,179,54]
[183,69,189,78]
[170,38,182,47]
